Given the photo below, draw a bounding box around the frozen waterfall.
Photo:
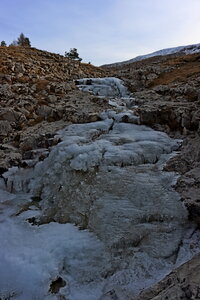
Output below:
[75,77,129,97]
[0,78,200,300]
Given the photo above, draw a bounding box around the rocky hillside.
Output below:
[103,51,200,299]
[0,46,108,170]
[111,52,200,132]
[1,45,200,222]
[104,52,200,221]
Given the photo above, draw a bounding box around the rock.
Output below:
[19,136,39,152]
[0,108,16,122]
[48,94,57,103]
[0,84,13,97]
[134,253,200,300]
[0,120,12,136]
[36,105,53,120]
[184,85,199,101]
[0,144,22,170]
[154,85,170,95]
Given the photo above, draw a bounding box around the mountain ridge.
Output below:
[102,42,200,67]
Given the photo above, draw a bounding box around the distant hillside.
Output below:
[0,46,105,80]
[102,43,200,68]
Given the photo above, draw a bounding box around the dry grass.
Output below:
[35,79,49,91]
[150,54,200,86]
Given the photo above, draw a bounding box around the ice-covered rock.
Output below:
[75,77,129,97]
[20,115,191,297]
[0,214,110,300]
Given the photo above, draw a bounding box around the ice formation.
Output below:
[0,78,200,300]
[75,77,129,97]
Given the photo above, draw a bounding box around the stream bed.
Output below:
[0,78,200,300]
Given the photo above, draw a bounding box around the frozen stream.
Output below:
[0,78,200,300]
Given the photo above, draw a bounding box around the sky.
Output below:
[0,0,200,65]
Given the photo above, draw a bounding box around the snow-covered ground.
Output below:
[1,78,200,300]
[102,43,200,67]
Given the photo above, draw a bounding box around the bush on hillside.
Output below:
[1,41,6,46]
[65,48,82,61]
[17,33,31,47]
[9,33,31,47]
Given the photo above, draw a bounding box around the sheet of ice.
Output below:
[0,193,110,300]
[16,115,189,298]
[75,77,129,97]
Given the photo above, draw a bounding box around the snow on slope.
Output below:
[102,43,200,67]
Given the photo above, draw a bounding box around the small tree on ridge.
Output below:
[17,33,31,47]
[65,48,82,61]
[1,41,6,46]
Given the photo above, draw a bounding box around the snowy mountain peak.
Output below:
[102,43,200,67]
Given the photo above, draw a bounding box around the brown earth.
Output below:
[0,46,109,171]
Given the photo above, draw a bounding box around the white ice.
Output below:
[75,77,129,97]
[0,202,109,300]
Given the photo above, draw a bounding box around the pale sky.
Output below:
[0,0,200,65]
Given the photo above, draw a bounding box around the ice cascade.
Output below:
[0,78,200,300]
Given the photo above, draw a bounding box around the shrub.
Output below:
[17,33,31,47]
[65,48,82,61]
[1,40,6,46]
